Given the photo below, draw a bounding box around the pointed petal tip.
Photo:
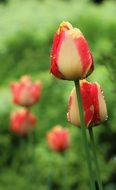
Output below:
[57,21,73,35]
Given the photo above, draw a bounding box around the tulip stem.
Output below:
[46,154,54,190]
[47,155,53,190]
[61,152,69,190]
[74,80,96,190]
[88,127,104,190]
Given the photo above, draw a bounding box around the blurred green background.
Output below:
[0,0,116,190]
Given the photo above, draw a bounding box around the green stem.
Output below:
[88,127,104,190]
[19,136,26,172]
[61,152,69,190]
[28,132,38,190]
[47,155,53,190]
[74,80,96,190]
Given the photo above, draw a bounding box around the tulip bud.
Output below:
[11,75,42,107]
[10,109,36,135]
[50,21,94,80]
[46,126,70,152]
[67,80,107,127]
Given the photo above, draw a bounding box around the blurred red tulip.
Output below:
[50,21,94,80]
[67,80,108,127]
[46,126,70,152]
[11,75,42,107]
[10,109,36,135]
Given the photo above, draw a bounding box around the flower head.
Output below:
[67,80,107,127]
[10,109,36,135]
[46,126,70,152]
[50,21,94,80]
[11,75,42,107]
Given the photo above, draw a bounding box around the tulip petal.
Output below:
[95,83,108,124]
[50,32,64,79]
[75,37,94,77]
[85,106,94,127]
[58,31,82,80]
[67,88,80,126]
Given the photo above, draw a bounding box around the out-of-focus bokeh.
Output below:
[0,0,116,190]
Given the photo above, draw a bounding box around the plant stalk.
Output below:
[88,127,104,190]
[61,152,69,190]
[74,80,96,190]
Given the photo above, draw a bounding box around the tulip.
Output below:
[10,109,36,135]
[50,21,94,80]
[46,126,70,152]
[11,75,42,107]
[67,80,107,127]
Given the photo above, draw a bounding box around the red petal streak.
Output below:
[50,32,64,79]
[81,81,100,126]
[81,81,92,110]
[85,107,94,127]
[91,83,100,125]
[81,81,94,126]
[75,37,93,77]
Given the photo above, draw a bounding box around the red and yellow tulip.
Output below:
[67,80,107,127]
[50,22,94,80]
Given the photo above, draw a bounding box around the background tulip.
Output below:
[11,75,42,107]
[10,109,37,135]
[50,21,94,80]
[46,126,70,152]
[67,80,107,127]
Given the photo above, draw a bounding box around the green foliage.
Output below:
[0,0,116,190]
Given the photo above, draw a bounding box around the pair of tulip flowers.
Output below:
[50,21,107,128]
[10,76,42,135]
